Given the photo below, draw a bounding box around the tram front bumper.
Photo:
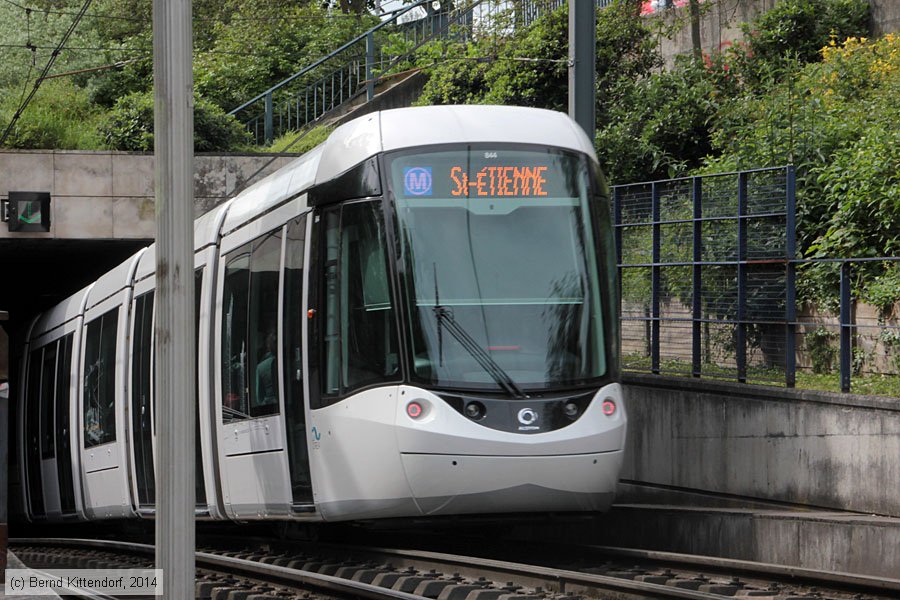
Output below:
[399,450,622,515]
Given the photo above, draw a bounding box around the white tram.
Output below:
[17,105,626,523]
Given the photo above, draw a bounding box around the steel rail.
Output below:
[17,537,900,599]
[15,537,726,600]
[591,545,900,594]
[312,543,736,600]
[12,538,433,600]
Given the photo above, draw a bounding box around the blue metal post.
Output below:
[785,166,797,387]
[651,182,661,374]
[613,187,623,265]
[692,177,702,378]
[366,31,375,102]
[613,186,623,326]
[736,172,747,383]
[840,261,852,393]
[264,91,273,146]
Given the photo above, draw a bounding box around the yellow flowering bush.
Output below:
[702,32,899,309]
[818,34,899,98]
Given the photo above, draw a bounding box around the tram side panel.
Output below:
[215,202,312,520]
[19,293,89,523]
[79,292,134,519]
[126,250,222,519]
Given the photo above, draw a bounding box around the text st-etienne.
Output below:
[450,165,549,197]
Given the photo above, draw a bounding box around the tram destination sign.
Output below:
[6,191,51,232]
[397,150,578,200]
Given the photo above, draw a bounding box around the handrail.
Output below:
[228,0,429,116]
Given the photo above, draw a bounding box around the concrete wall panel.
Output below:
[0,151,54,193]
[54,152,113,198]
[113,197,156,239]
[622,375,900,516]
[54,196,114,238]
[112,154,155,197]
[1,151,301,241]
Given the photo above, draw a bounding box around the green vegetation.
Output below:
[99,91,253,151]
[262,124,334,154]
[1,0,895,383]
[0,78,105,149]
[623,353,900,398]
[417,0,895,312]
[0,0,377,152]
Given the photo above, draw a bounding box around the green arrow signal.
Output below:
[18,201,41,224]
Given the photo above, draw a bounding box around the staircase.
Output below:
[228,0,572,146]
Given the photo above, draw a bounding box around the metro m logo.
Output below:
[403,167,433,196]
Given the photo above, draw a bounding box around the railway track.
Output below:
[11,537,900,600]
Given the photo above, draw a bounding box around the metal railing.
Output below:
[613,167,900,395]
[228,0,487,145]
[229,0,619,145]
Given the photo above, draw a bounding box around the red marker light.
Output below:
[406,401,424,419]
[601,399,617,416]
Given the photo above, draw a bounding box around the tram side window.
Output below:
[83,309,119,447]
[320,201,399,401]
[39,342,57,460]
[222,230,282,422]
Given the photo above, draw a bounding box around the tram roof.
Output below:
[30,106,595,340]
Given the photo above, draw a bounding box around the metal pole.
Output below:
[366,31,375,102]
[152,0,195,597]
[568,0,595,137]
[840,262,852,393]
[785,166,797,387]
[651,182,660,375]
[691,177,702,378]
[264,91,274,146]
[736,172,748,383]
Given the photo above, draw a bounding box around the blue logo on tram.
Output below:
[404,167,433,196]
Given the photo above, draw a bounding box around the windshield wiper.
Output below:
[432,266,525,398]
[433,306,526,398]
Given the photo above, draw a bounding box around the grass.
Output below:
[623,353,900,398]
[257,125,334,154]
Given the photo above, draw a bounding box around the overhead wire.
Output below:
[0,0,389,23]
[0,0,95,145]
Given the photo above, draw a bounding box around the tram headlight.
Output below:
[564,401,580,419]
[464,401,485,420]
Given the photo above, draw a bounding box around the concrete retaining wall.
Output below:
[652,0,899,67]
[0,151,299,241]
[621,375,900,517]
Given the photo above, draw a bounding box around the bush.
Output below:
[705,34,900,310]
[0,79,105,149]
[805,327,837,374]
[101,91,252,152]
[742,0,870,71]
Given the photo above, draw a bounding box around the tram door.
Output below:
[80,304,131,518]
[283,215,312,507]
[24,348,45,519]
[131,291,155,510]
[37,342,61,516]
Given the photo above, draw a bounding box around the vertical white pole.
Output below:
[152,0,195,597]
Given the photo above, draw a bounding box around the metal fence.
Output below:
[229,0,617,145]
[613,167,900,395]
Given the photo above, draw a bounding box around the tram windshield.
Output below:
[388,146,607,394]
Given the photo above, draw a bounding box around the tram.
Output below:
[17,105,626,523]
